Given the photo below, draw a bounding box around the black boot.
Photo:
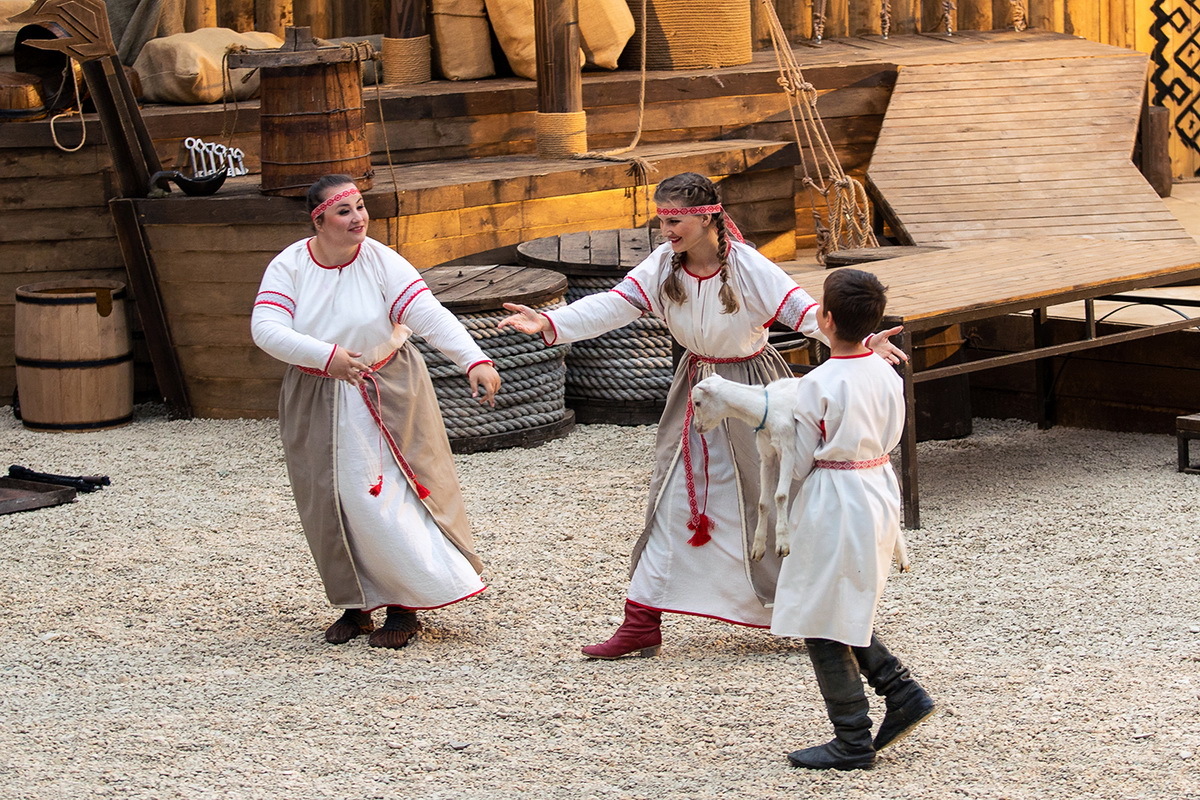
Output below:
[368,606,422,649]
[787,638,876,771]
[852,633,936,750]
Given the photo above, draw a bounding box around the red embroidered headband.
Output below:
[655,203,745,244]
[311,188,361,221]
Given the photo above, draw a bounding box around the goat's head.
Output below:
[690,375,731,434]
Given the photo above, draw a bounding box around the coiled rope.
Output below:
[412,298,572,440]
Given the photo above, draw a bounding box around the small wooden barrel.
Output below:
[15,280,134,432]
[421,264,575,453]
[227,28,373,197]
[518,228,671,425]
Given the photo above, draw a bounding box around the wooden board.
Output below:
[516,228,666,276]
[867,55,1193,247]
[421,265,567,313]
[0,477,76,515]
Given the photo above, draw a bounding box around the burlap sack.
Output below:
[0,1,31,56]
[483,0,632,79]
[431,0,495,80]
[132,27,283,104]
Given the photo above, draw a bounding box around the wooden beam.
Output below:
[534,0,582,113]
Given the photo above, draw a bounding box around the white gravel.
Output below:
[1,406,1198,800]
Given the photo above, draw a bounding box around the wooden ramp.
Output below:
[866,55,1195,246]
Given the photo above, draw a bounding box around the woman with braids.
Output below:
[252,174,501,649]
[498,172,904,659]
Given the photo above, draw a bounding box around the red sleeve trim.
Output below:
[258,290,296,304]
[611,289,647,315]
[766,286,803,328]
[540,313,559,346]
[627,277,654,314]
[467,359,494,374]
[324,344,338,372]
[393,285,431,322]
[253,300,294,317]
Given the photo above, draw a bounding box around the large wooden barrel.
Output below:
[517,228,671,425]
[420,264,575,453]
[14,280,134,432]
[227,27,373,197]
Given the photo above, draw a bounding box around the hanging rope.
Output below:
[49,62,86,153]
[758,0,878,263]
[941,0,957,34]
[880,0,892,39]
[1009,0,1029,31]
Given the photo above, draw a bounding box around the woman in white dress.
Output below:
[252,175,501,649]
[498,172,903,659]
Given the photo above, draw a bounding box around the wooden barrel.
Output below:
[14,280,134,432]
[517,228,671,425]
[0,72,44,118]
[421,264,575,453]
[228,28,373,197]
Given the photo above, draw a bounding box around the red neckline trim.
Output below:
[307,239,361,270]
[682,264,720,281]
[831,351,874,359]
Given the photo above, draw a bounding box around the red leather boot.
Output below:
[581,600,662,659]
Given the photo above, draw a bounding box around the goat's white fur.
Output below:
[690,374,910,571]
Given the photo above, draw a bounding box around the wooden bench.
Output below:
[1178,414,1200,474]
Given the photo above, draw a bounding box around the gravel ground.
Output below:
[1,405,1198,800]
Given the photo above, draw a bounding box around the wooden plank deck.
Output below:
[866,54,1194,246]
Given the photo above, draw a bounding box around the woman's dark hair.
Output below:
[305,174,357,219]
[654,172,740,315]
[821,268,887,343]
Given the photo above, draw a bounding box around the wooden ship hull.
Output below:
[3,19,1200,434]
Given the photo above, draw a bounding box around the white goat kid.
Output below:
[689,374,910,571]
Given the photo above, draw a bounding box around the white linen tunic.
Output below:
[769,352,905,647]
[544,241,826,627]
[252,237,489,610]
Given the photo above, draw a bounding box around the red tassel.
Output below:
[686,514,712,547]
[415,482,431,500]
[369,476,383,496]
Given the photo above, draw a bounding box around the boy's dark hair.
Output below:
[821,268,887,344]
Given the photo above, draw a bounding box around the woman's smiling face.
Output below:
[657,212,712,254]
[315,184,369,245]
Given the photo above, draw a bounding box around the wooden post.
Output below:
[256,0,293,36]
[850,0,883,35]
[219,0,256,32]
[958,0,992,31]
[388,0,427,37]
[534,0,582,115]
[293,0,328,38]
[186,0,218,30]
[1140,105,1173,198]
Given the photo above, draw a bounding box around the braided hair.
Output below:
[654,173,741,315]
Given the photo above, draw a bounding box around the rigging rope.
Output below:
[758,0,878,263]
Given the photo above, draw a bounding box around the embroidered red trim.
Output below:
[307,239,361,270]
[814,454,891,470]
[766,286,804,328]
[254,300,294,317]
[310,188,361,220]
[392,285,430,322]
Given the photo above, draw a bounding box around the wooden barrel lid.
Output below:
[517,228,665,277]
[423,264,567,314]
[823,246,946,268]
[226,27,373,70]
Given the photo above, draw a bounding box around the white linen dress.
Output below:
[769,352,905,647]
[252,237,490,611]
[542,240,827,627]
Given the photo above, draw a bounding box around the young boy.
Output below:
[770,268,935,771]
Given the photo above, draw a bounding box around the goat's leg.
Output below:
[774,438,798,558]
[751,445,777,561]
[893,530,911,573]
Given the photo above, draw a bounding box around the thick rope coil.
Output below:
[381,35,431,85]
[536,111,589,158]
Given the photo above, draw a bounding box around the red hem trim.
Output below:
[323,345,338,372]
[625,599,770,629]
[254,300,294,317]
[362,585,487,612]
[307,240,362,270]
[540,314,560,346]
[830,351,874,359]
